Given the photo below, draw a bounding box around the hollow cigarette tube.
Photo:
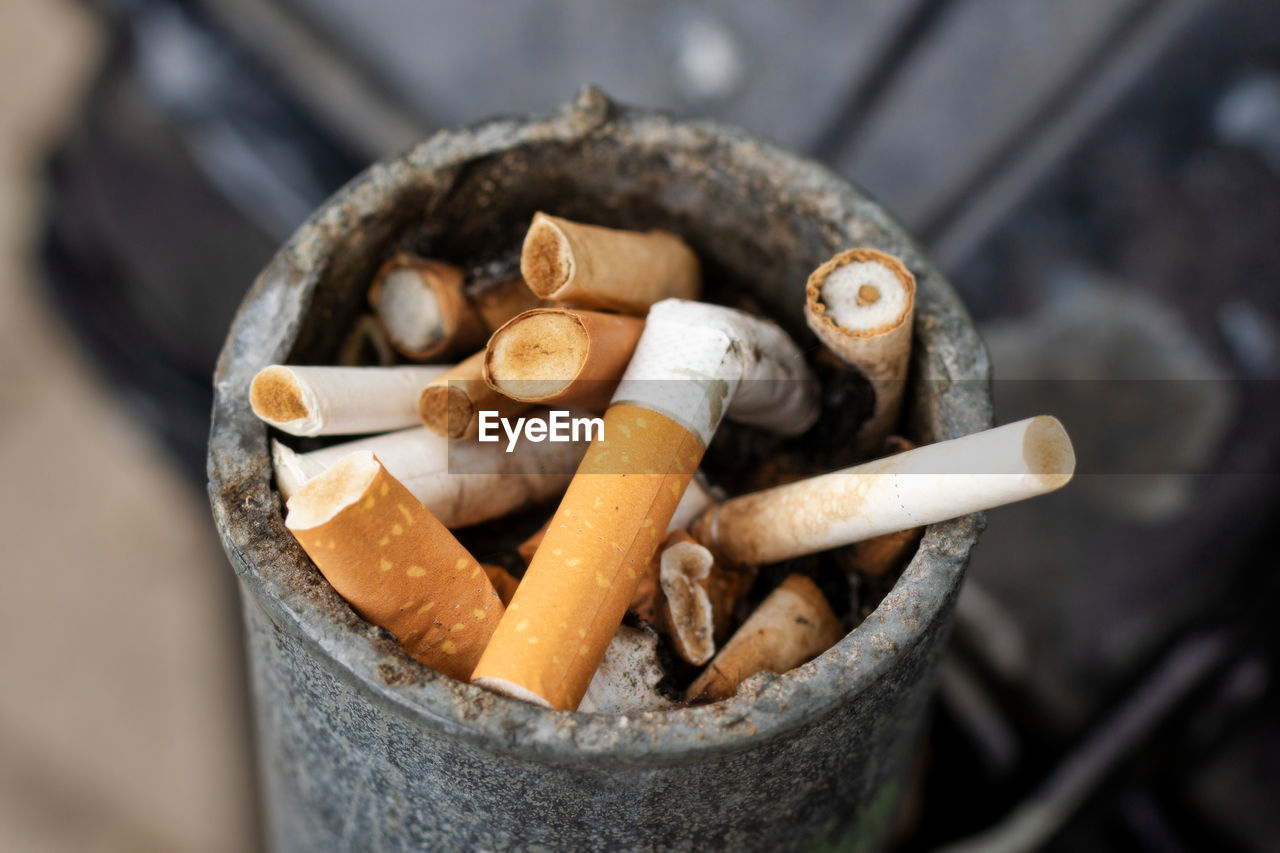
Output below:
[472,299,817,710]
[250,365,450,436]
[686,574,843,703]
[369,254,487,360]
[418,350,531,439]
[270,422,586,528]
[284,451,503,681]
[693,416,1076,567]
[482,564,520,607]
[484,308,645,409]
[519,212,701,313]
[804,248,916,451]
[516,474,717,565]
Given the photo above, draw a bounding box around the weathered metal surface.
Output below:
[208,88,992,851]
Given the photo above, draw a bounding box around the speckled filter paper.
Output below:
[471,404,703,709]
[286,454,504,681]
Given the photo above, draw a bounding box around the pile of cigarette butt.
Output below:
[252,213,1076,715]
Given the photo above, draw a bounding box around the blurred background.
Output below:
[2,0,1279,849]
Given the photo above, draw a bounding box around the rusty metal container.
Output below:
[208,89,992,852]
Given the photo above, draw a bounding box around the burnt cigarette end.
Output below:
[520,215,572,298]
[486,310,588,401]
[250,366,309,423]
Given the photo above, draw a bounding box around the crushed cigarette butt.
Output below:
[686,574,843,703]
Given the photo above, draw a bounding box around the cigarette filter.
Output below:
[686,574,843,703]
[418,350,530,439]
[519,213,701,313]
[484,308,645,409]
[250,364,449,437]
[271,422,586,528]
[516,474,718,565]
[472,299,817,710]
[694,416,1076,567]
[369,254,486,360]
[285,451,503,681]
[804,248,916,451]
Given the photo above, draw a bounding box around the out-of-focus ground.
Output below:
[0,1,255,850]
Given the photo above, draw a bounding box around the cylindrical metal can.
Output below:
[209,88,992,852]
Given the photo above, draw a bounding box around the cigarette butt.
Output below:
[370,254,487,360]
[482,564,520,607]
[335,315,397,367]
[630,530,750,663]
[284,451,503,681]
[578,625,674,715]
[418,350,531,439]
[468,272,544,331]
[693,416,1076,567]
[519,213,701,313]
[516,474,717,566]
[471,404,703,710]
[837,436,924,578]
[804,248,916,451]
[484,308,644,409]
[472,300,813,710]
[685,574,843,703]
[270,422,585,528]
[656,532,717,666]
[250,364,451,436]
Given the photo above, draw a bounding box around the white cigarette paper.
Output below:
[250,365,449,437]
[270,423,587,528]
[611,298,821,442]
[696,416,1076,566]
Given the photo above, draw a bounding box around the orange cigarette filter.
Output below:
[418,350,531,439]
[471,404,702,709]
[484,308,644,409]
[284,451,504,681]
